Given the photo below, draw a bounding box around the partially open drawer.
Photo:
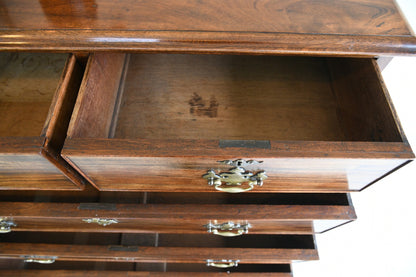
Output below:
[0,193,355,234]
[0,53,85,190]
[62,53,414,192]
[0,232,318,264]
[1,259,293,276]
[0,270,293,277]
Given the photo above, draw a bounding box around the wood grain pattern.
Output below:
[63,53,413,192]
[0,195,355,234]
[0,53,67,137]
[0,53,85,190]
[0,0,410,35]
[1,30,415,56]
[114,54,343,141]
[0,0,414,55]
[0,242,318,263]
[0,271,293,276]
[328,58,405,142]
[68,53,127,138]
[63,139,412,192]
[0,148,79,190]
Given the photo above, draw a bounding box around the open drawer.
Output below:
[0,53,85,190]
[0,232,318,264]
[1,259,293,276]
[0,193,355,235]
[62,53,414,192]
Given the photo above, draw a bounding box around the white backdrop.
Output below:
[293,1,416,276]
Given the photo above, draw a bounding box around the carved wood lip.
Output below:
[1,30,415,56]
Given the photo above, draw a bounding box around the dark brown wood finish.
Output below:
[0,271,293,277]
[0,53,85,190]
[0,193,356,234]
[0,0,415,55]
[0,243,317,264]
[63,53,414,192]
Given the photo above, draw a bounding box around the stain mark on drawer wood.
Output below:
[189,92,219,118]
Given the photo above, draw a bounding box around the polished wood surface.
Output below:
[0,271,293,277]
[0,0,415,55]
[63,139,412,192]
[63,53,413,192]
[0,53,85,190]
[0,233,317,263]
[0,193,355,234]
[0,260,293,275]
[0,243,317,264]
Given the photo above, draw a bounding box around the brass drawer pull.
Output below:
[0,218,16,233]
[205,221,251,237]
[82,218,118,226]
[206,259,239,268]
[24,256,56,264]
[202,159,267,193]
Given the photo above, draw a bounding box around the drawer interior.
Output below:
[0,190,350,205]
[68,53,403,143]
[1,232,315,249]
[0,53,68,137]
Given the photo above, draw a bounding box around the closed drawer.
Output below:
[0,193,355,235]
[0,53,85,190]
[0,232,318,264]
[62,53,413,192]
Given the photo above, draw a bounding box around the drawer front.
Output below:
[63,145,410,192]
[0,53,85,190]
[0,233,318,264]
[0,193,355,234]
[63,53,413,193]
[0,270,293,277]
[0,258,293,276]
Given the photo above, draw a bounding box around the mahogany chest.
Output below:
[0,0,414,276]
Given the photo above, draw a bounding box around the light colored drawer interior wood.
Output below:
[69,53,404,143]
[63,53,413,192]
[0,53,67,137]
[0,52,86,190]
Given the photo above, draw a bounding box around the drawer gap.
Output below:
[0,191,350,205]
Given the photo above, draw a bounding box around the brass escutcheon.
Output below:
[82,218,119,226]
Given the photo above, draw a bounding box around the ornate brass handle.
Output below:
[205,221,251,237]
[0,218,16,233]
[24,256,56,264]
[202,159,267,193]
[206,259,239,268]
[82,218,118,226]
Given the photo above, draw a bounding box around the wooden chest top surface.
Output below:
[0,0,415,55]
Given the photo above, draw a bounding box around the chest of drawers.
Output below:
[0,0,415,276]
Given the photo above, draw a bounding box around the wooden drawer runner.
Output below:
[63,53,414,192]
[0,53,85,190]
[0,193,355,234]
[0,232,318,264]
